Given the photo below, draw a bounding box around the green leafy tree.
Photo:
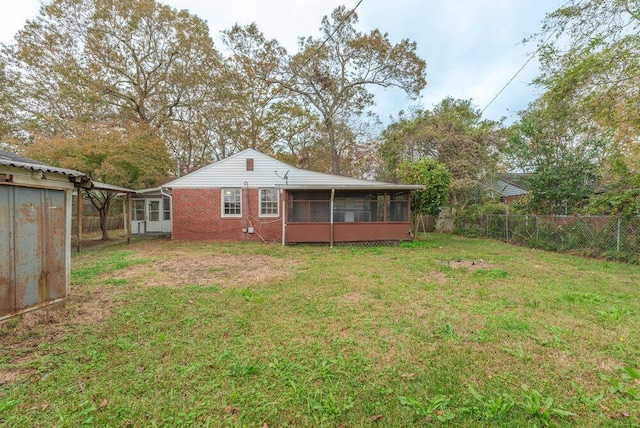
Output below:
[217,23,288,155]
[530,0,640,176]
[398,158,451,216]
[25,121,172,240]
[380,98,504,209]
[283,5,426,175]
[506,102,602,214]
[588,151,640,216]
[526,155,599,214]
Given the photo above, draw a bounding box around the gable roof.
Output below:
[497,173,529,191]
[163,148,423,191]
[490,173,529,198]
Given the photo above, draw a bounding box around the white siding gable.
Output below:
[164,149,291,188]
[164,149,418,190]
[495,179,527,197]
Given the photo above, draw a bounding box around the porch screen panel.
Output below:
[387,192,409,222]
[288,191,330,223]
[334,191,378,222]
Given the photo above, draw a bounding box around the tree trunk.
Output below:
[326,117,340,175]
[99,206,110,241]
[85,190,113,241]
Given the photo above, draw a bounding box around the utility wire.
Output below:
[480,53,538,116]
[481,21,565,116]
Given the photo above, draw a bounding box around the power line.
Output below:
[480,53,538,116]
[481,23,564,116]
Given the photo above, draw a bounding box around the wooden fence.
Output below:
[71,215,124,234]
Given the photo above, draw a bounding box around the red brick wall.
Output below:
[172,188,283,242]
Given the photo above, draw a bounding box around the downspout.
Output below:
[160,187,173,239]
[281,188,286,247]
[330,188,335,248]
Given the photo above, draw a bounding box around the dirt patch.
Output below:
[0,369,22,386]
[114,254,294,288]
[448,259,491,270]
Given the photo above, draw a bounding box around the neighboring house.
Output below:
[154,149,424,244]
[0,149,90,321]
[490,173,529,203]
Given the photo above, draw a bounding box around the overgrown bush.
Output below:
[454,202,507,237]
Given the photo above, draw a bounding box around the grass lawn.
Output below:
[1,234,639,426]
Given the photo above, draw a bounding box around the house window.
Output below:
[132,200,145,221]
[222,188,242,217]
[259,188,278,217]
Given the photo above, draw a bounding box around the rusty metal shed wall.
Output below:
[1,166,73,321]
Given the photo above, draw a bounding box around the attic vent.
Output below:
[246,158,254,171]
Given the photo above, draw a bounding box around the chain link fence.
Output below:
[466,214,640,262]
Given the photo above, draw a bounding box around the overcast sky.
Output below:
[0,0,564,125]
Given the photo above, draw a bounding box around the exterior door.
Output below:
[146,199,162,232]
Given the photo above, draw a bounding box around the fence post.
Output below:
[505,214,509,242]
[486,214,489,237]
[536,215,539,241]
[617,216,621,252]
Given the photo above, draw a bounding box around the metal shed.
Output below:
[0,150,90,321]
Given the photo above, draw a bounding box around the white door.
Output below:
[146,199,162,232]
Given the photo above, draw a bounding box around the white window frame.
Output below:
[259,188,279,217]
[221,188,242,218]
[132,199,145,221]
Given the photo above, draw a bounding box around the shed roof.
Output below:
[163,148,424,191]
[91,181,136,193]
[0,149,88,181]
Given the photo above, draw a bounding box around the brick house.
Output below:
[156,149,423,244]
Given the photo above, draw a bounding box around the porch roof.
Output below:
[279,184,424,191]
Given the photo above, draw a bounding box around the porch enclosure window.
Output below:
[163,197,171,220]
[259,188,278,216]
[222,188,242,217]
[148,200,160,221]
[132,200,145,221]
[287,191,410,223]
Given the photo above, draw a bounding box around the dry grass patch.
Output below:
[142,254,293,288]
